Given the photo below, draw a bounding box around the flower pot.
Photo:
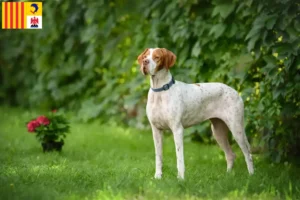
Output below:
[41,140,64,152]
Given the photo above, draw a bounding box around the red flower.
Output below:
[36,116,50,126]
[27,120,40,132]
[52,109,57,113]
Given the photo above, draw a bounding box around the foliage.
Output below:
[0,0,299,161]
[26,112,70,143]
[1,107,300,200]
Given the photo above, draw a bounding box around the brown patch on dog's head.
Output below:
[137,48,177,75]
[152,48,176,71]
[137,48,150,66]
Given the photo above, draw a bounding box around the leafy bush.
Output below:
[0,0,299,161]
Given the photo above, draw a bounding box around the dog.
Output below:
[137,48,254,179]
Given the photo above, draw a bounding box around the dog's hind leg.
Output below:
[210,118,236,172]
[226,106,254,175]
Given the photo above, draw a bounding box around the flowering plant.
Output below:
[27,111,70,151]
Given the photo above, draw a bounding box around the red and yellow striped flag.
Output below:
[2,2,42,29]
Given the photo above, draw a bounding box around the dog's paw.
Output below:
[177,174,185,180]
[154,173,162,179]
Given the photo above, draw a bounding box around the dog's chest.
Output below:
[146,93,176,129]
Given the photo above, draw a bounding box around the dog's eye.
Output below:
[155,56,160,59]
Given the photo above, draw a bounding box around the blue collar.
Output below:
[151,76,175,92]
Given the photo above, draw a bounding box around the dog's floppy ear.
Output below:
[137,48,149,66]
[161,48,176,69]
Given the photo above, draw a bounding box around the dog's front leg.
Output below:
[151,125,163,179]
[172,125,185,179]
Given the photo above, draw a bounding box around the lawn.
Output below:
[0,107,299,200]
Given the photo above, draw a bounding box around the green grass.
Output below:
[0,107,299,200]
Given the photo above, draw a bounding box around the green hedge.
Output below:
[0,0,299,161]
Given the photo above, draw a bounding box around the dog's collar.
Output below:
[151,76,175,92]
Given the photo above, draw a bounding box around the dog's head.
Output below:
[137,48,176,75]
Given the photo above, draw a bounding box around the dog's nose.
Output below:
[143,59,149,65]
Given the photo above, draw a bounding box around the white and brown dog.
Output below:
[137,48,254,179]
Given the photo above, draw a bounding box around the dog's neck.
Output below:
[150,68,172,89]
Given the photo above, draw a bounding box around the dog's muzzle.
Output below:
[141,65,148,75]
